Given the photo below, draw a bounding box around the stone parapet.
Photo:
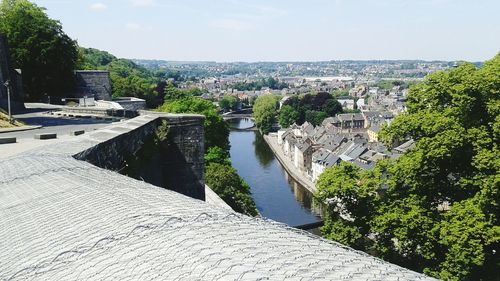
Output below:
[73,112,206,200]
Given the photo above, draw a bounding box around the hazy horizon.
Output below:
[127,58,475,64]
[33,0,500,62]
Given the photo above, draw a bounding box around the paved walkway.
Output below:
[0,137,67,159]
[0,125,42,133]
[263,134,317,194]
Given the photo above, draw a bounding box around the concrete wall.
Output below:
[74,70,112,101]
[114,97,147,111]
[73,113,206,200]
[62,106,139,118]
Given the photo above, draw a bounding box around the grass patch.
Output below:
[0,108,23,128]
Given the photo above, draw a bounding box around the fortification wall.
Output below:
[74,70,112,101]
[72,113,206,200]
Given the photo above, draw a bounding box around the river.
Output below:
[227,118,321,227]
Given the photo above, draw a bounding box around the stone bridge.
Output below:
[222,108,253,120]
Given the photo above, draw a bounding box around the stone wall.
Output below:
[73,113,206,200]
[62,106,139,118]
[114,97,147,111]
[74,70,112,101]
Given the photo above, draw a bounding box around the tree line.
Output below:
[233,77,288,91]
[252,92,344,133]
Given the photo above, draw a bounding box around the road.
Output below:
[1,109,116,140]
[0,104,120,158]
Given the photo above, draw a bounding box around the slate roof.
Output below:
[338,113,365,122]
[394,139,416,153]
[0,118,436,280]
[369,123,381,133]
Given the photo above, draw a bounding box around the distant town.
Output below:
[132,59,459,110]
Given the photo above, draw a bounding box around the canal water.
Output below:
[227,118,321,227]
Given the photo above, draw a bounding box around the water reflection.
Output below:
[228,119,321,227]
[253,131,274,168]
[227,118,254,130]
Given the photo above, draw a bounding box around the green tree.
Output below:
[219,95,238,111]
[158,96,229,150]
[317,54,500,280]
[204,146,231,166]
[304,110,327,126]
[205,163,258,216]
[79,47,160,107]
[322,99,343,117]
[253,95,278,134]
[278,105,299,128]
[163,82,185,101]
[282,93,340,125]
[0,0,78,100]
[316,162,380,250]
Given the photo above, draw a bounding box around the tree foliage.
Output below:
[205,163,258,216]
[0,0,78,100]
[78,47,160,107]
[317,54,500,280]
[253,95,279,134]
[278,105,299,128]
[204,146,231,166]
[157,96,229,151]
[219,95,239,111]
[233,77,287,91]
[282,92,343,125]
[259,92,343,131]
[304,110,327,126]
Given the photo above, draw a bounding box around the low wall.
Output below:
[114,98,147,111]
[73,112,206,200]
[62,106,138,118]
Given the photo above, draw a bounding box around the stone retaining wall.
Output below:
[72,113,206,200]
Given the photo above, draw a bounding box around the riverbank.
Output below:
[263,134,317,194]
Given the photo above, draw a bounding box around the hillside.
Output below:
[78,47,161,107]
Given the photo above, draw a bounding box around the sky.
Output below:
[31,0,500,62]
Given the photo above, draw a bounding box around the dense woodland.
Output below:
[316,56,499,280]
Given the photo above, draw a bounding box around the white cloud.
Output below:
[210,18,255,32]
[89,2,107,12]
[131,0,154,7]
